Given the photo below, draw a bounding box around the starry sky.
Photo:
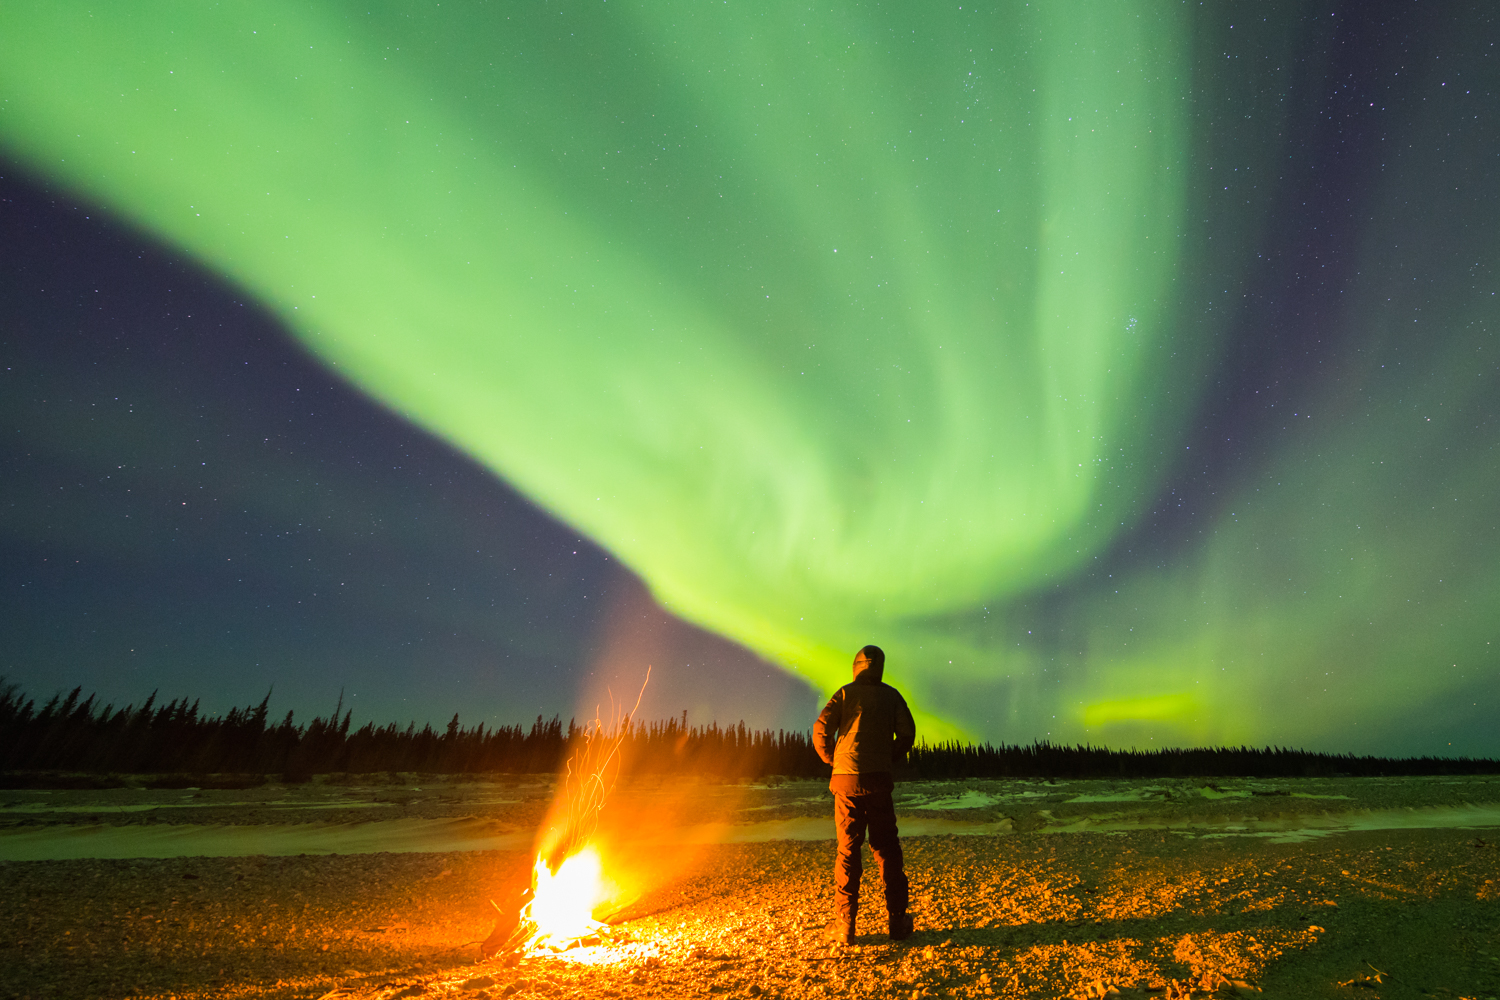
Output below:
[1,3,1497,753]
[0,178,819,733]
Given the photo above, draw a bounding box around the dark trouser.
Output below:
[832,780,909,930]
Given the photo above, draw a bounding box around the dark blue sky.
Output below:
[0,172,819,732]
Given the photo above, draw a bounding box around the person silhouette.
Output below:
[813,644,916,944]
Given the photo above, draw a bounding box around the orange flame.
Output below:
[511,670,650,956]
[525,847,612,949]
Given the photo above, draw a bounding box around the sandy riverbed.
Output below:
[3,775,1498,999]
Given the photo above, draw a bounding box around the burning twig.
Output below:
[479,885,534,958]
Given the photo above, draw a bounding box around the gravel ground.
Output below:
[5,826,1499,999]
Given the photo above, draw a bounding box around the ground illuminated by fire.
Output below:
[4,775,1499,998]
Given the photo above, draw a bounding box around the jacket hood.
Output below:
[853,660,884,683]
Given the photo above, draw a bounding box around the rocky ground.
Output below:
[2,776,1499,999]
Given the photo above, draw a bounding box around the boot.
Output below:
[827,903,856,945]
[888,912,913,942]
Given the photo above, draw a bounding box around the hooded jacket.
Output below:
[814,659,917,775]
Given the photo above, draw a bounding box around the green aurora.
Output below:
[2,4,1495,750]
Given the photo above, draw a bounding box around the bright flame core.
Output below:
[526,847,610,949]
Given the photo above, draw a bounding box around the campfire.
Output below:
[483,673,648,959]
[526,847,612,948]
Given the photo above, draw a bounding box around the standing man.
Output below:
[814,644,917,944]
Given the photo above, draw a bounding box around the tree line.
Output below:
[0,682,821,780]
[1,681,1495,782]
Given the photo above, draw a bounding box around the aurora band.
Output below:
[3,4,1496,751]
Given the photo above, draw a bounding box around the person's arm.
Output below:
[813,689,842,766]
[892,690,916,760]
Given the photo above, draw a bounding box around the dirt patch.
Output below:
[3,828,1498,999]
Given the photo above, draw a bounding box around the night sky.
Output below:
[0,178,819,733]
[2,3,1497,753]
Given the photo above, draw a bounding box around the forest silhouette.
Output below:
[1,681,1495,786]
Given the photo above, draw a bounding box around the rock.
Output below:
[463,976,498,990]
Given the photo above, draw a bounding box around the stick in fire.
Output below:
[481,669,650,959]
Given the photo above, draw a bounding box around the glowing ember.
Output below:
[526,847,611,949]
